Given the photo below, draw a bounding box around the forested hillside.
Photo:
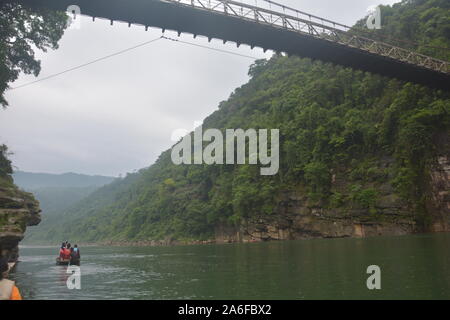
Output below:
[36,0,449,244]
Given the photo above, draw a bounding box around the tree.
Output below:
[0,3,68,107]
[248,59,268,78]
[0,144,12,178]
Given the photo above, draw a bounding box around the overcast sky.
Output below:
[1,0,401,177]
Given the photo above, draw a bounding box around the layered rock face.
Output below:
[216,154,450,243]
[0,184,41,261]
[428,155,450,232]
[216,192,416,243]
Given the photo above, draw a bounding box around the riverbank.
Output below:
[97,238,262,247]
[26,230,450,249]
[28,238,257,248]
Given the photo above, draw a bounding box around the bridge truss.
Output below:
[166,0,449,75]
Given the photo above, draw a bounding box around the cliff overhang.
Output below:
[0,185,41,262]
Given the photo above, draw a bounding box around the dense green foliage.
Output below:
[0,145,13,187]
[0,3,68,107]
[30,0,450,243]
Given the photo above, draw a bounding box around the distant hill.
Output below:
[12,171,116,244]
[13,171,115,190]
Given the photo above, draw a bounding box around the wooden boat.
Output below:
[56,257,80,266]
[56,257,70,266]
[71,258,81,266]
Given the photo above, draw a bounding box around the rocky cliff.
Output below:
[0,184,41,261]
[216,153,450,243]
[0,147,41,261]
[428,142,450,232]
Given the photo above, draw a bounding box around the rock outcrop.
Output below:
[0,184,41,262]
[428,154,450,232]
[215,192,416,243]
[216,153,450,243]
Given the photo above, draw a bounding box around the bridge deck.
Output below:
[7,0,450,90]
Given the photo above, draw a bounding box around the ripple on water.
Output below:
[87,253,157,260]
[19,255,53,263]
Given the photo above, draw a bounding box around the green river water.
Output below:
[11,233,450,300]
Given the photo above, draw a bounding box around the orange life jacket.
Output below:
[63,248,71,259]
[11,286,22,300]
[0,279,22,300]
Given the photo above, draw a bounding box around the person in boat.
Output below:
[70,245,81,266]
[0,257,22,300]
[63,243,72,260]
[59,242,66,260]
[73,245,80,259]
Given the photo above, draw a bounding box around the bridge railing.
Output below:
[165,0,449,74]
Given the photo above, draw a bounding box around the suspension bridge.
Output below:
[4,0,450,90]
